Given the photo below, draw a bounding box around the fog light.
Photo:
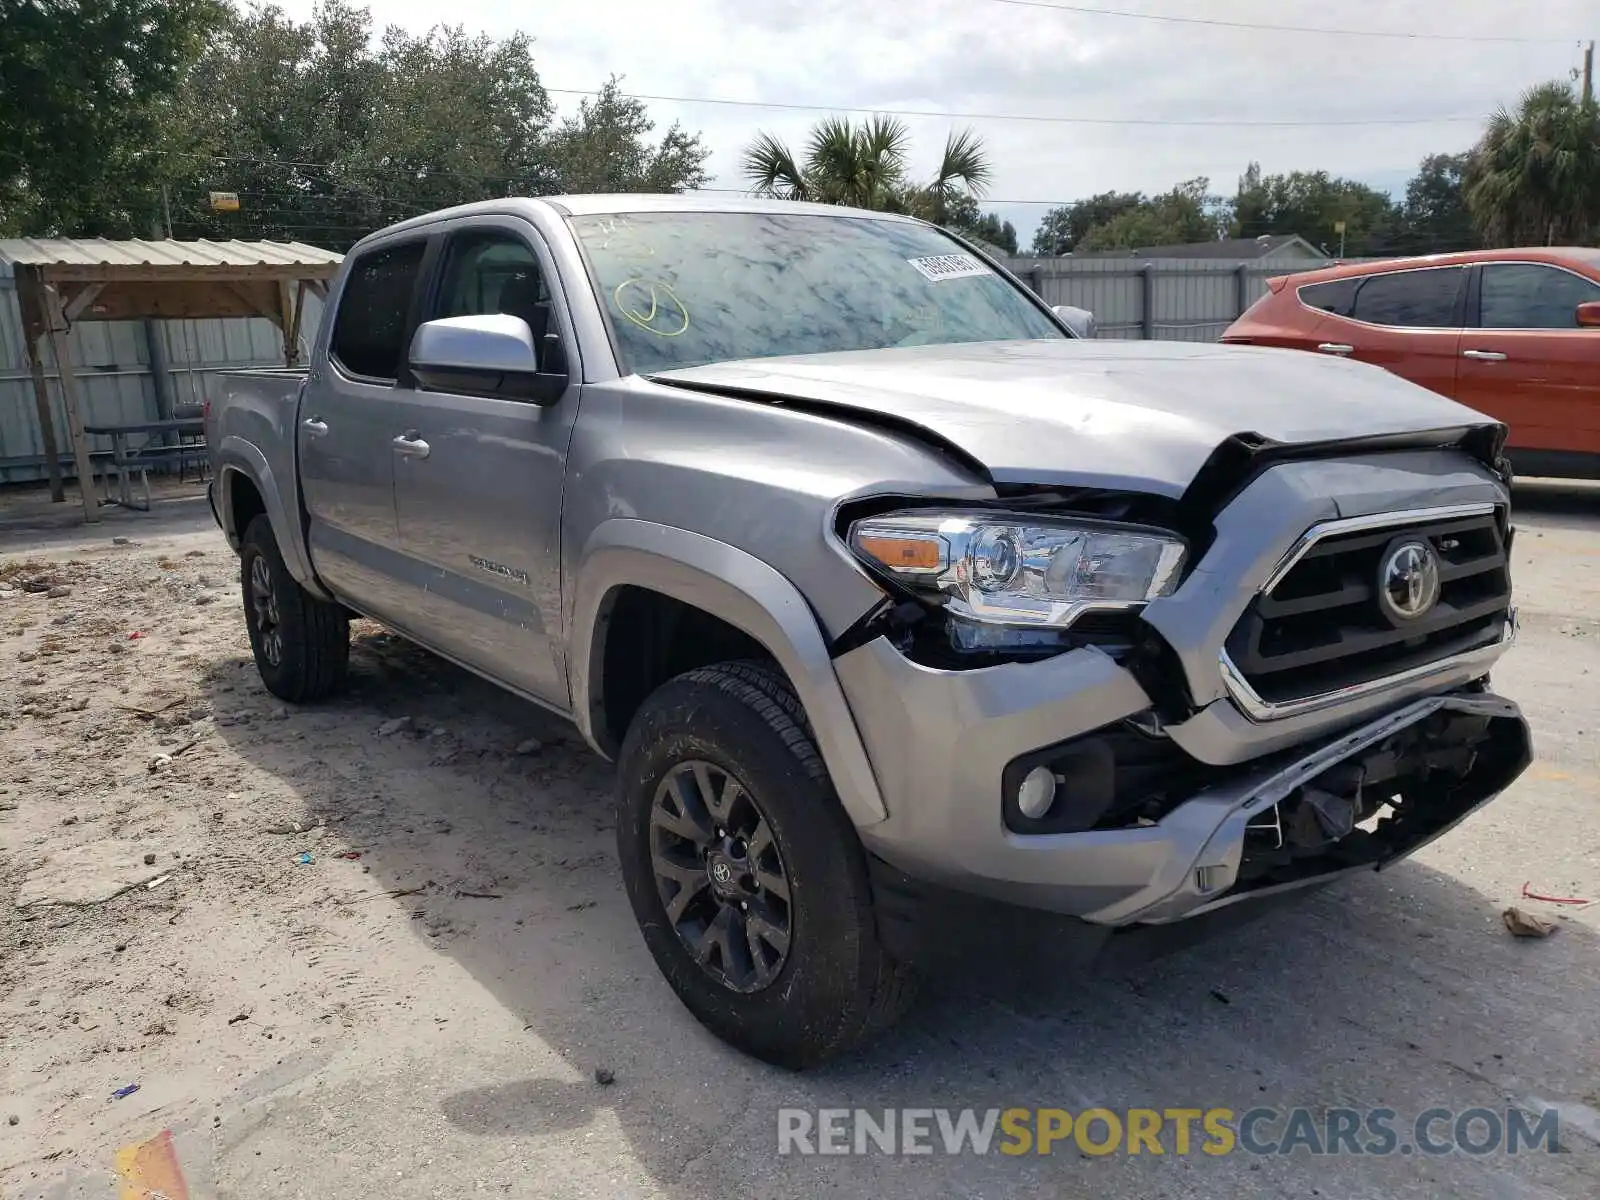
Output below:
[1016,766,1058,820]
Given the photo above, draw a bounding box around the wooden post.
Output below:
[43,282,100,522]
[25,337,66,503]
[277,279,299,366]
[19,273,66,502]
[288,279,308,364]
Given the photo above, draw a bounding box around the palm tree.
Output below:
[1464,81,1600,246]
[742,117,991,216]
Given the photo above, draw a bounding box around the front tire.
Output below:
[239,515,349,703]
[616,661,914,1068]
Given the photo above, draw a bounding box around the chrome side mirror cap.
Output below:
[409,314,567,405]
[1052,304,1096,339]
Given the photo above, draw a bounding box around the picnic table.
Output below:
[84,418,207,510]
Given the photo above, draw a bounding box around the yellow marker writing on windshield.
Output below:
[615,279,690,337]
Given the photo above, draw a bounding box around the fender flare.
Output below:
[569,519,888,828]
[215,437,331,600]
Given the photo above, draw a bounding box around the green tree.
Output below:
[1029,191,1144,255]
[1399,152,1479,253]
[1464,80,1600,246]
[1077,179,1224,251]
[742,117,991,216]
[163,3,708,249]
[0,0,226,236]
[1232,163,1400,256]
[921,191,1016,253]
[968,212,1018,255]
[546,78,709,194]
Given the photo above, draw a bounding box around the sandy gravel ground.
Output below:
[1,482,1597,1200]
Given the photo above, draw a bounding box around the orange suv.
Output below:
[1223,248,1600,479]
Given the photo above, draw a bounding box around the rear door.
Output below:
[1326,265,1468,399]
[386,221,582,707]
[299,238,429,616]
[1455,261,1600,463]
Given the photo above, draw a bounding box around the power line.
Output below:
[979,0,1583,44]
[543,85,1484,127]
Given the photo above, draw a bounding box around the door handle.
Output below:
[1462,349,1508,362]
[1316,343,1354,355]
[392,431,430,460]
[301,417,329,438]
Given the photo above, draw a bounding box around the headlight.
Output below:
[848,511,1187,632]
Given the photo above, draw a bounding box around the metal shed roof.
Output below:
[0,237,342,279]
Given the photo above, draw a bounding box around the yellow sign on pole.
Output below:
[1333,220,1346,234]
[209,191,241,212]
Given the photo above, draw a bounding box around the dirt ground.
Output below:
[1,480,1598,1200]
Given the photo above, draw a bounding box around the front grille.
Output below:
[1225,509,1511,706]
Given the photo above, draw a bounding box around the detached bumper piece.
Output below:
[1233,701,1530,894]
[869,691,1530,976]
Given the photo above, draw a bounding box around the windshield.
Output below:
[570,210,1066,374]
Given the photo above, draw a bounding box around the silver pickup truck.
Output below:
[208,194,1531,1067]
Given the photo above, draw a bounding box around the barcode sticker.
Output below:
[906,254,993,282]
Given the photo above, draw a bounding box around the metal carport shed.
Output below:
[0,238,341,521]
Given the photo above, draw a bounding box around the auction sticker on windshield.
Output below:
[907,254,993,282]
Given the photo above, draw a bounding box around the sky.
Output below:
[277,0,1594,248]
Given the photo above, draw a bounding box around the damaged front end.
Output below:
[1102,690,1531,927]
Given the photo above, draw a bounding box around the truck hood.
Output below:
[648,339,1502,497]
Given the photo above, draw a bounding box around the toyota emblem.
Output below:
[1377,539,1442,623]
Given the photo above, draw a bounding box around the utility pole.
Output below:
[1583,41,1594,105]
[161,184,174,239]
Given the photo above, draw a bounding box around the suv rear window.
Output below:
[330,241,427,381]
[1298,277,1359,317]
[1349,267,1463,328]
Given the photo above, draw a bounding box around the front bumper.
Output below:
[836,635,1530,927]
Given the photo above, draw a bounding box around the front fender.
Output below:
[215,437,329,600]
[568,519,888,828]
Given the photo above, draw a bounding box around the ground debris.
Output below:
[263,819,323,836]
[1502,907,1559,939]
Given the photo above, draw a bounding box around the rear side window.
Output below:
[330,241,427,381]
[1349,267,1464,328]
[1478,263,1600,328]
[1298,277,1360,317]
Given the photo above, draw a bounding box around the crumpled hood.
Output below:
[648,339,1501,496]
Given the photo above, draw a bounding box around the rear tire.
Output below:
[239,515,349,703]
[616,661,914,1068]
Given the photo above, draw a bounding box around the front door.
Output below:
[387,223,581,708]
[1331,264,1467,401]
[1455,261,1600,464]
[298,238,428,619]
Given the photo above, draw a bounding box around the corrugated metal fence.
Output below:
[0,270,322,484]
[1003,255,1330,341]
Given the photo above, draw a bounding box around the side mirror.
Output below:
[408,314,569,406]
[1576,301,1600,328]
[1052,304,1096,339]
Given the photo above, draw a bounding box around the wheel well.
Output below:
[225,469,267,541]
[594,586,776,755]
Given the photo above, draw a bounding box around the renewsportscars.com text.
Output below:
[776,1106,1562,1157]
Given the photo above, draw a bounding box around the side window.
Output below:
[329,241,426,381]
[1478,263,1600,329]
[1298,277,1359,317]
[436,231,552,366]
[1350,268,1464,328]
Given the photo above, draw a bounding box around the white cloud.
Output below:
[277,0,1592,243]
